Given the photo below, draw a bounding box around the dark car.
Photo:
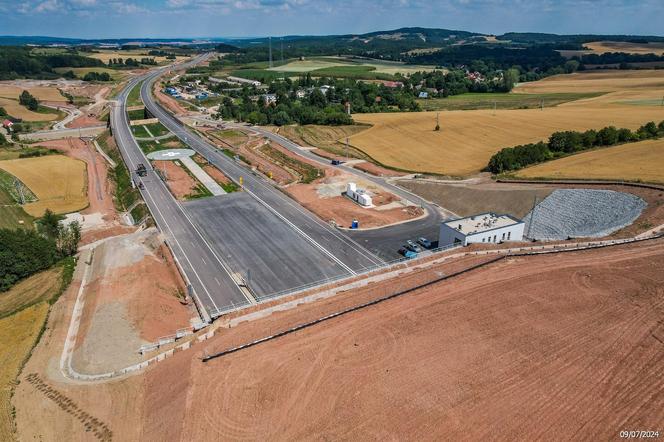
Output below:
[406,240,423,253]
[417,237,432,249]
[398,248,417,259]
[331,159,341,165]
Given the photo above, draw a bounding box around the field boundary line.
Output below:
[497,178,664,191]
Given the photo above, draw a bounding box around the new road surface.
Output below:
[112,71,250,319]
[114,55,384,318]
[247,126,456,259]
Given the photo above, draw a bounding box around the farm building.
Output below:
[439,212,524,246]
[226,76,262,87]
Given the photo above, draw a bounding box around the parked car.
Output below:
[398,248,417,259]
[406,240,422,253]
[417,237,432,249]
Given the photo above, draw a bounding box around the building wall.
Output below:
[439,222,524,247]
[466,223,524,245]
[439,223,467,247]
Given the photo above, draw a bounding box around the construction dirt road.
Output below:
[12,237,664,440]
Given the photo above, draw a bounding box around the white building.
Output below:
[346,182,372,207]
[439,212,524,247]
[261,94,277,105]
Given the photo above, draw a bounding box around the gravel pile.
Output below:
[523,189,646,240]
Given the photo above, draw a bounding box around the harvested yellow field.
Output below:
[513,69,664,96]
[0,155,87,217]
[0,98,57,122]
[0,267,62,319]
[0,85,66,103]
[351,105,664,176]
[350,70,664,176]
[585,40,664,55]
[82,50,188,64]
[0,303,50,441]
[515,138,664,184]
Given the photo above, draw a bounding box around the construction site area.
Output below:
[2,43,664,442]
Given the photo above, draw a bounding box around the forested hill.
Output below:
[0,47,105,80]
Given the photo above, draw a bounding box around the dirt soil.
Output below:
[13,249,146,442]
[12,238,664,440]
[352,161,408,177]
[153,160,198,200]
[202,164,231,184]
[400,179,556,218]
[72,230,191,374]
[67,114,103,129]
[37,138,126,243]
[140,238,664,441]
[287,182,422,228]
[154,81,188,115]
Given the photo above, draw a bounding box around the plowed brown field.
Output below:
[12,239,664,440]
[147,239,663,440]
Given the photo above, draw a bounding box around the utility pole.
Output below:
[280,37,284,62]
[526,195,538,240]
[345,137,349,161]
[268,37,273,69]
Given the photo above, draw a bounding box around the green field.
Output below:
[231,69,290,82]
[138,138,185,154]
[417,92,604,111]
[53,67,124,81]
[309,65,394,80]
[126,80,144,107]
[0,169,34,230]
[127,108,147,121]
[269,57,437,76]
[131,122,170,138]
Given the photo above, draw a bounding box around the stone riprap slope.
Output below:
[523,189,646,240]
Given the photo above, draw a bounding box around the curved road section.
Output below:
[115,55,384,318]
[112,72,251,319]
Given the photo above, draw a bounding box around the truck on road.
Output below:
[136,163,147,177]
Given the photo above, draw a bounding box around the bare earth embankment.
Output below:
[13,238,663,440]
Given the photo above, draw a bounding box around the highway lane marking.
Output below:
[143,90,382,270]
[215,277,221,286]
[112,91,252,310]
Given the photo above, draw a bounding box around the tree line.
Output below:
[0,209,80,291]
[0,47,105,80]
[19,90,40,110]
[213,74,420,126]
[488,120,664,174]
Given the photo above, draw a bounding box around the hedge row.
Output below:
[488,120,664,174]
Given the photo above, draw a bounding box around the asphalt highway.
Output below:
[112,73,252,319]
[140,64,384,275]
[248,127,455,259]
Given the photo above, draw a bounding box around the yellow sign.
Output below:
[239,176,243,186]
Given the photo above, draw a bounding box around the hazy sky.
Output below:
[0,0,662,39]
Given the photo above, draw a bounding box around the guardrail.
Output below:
[255,243,462,303]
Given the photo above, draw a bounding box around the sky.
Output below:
[0,0,662,39]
